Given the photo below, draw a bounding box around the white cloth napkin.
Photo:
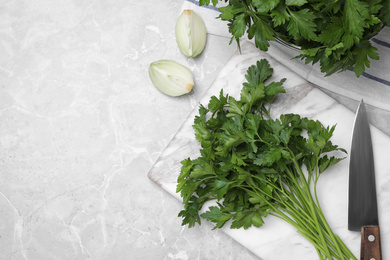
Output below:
[181,0,390,112]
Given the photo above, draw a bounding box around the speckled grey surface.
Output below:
[1,1,389,259]
[0,1,260,259]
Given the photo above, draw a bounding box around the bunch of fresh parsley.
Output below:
[177,59,356,259]
[199,0,389,77]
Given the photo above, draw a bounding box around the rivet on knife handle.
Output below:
[360,226,382,260]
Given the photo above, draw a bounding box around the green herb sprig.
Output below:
[177,59,356,259]
[200,0,389,77]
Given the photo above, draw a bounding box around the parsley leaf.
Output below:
[286,0,308,7]
[343,0,369,38]
[287,9,318,41]
[248,18,275,51]
[200,206,234,229]
[205,0,388,77]
[231,13,248,39]
[252,0,280,13]
[353,41,379,77]
[270,3,290,26]
[244,59,273,86]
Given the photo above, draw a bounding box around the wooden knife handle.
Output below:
[361,226,382,260]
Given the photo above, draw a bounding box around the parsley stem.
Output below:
[251,174,317,230]
[313,178,345,257]
[241,184,323,249]
[312,182,355,259]
[243,182,329,253]
[288,158,334,258]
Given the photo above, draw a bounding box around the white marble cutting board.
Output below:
[148,41,390,259]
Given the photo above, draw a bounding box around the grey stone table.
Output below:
[0,0,260,259]
[1,1,389,259]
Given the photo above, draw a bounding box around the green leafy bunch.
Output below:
[177,59,356,259]
[200,0,390,77]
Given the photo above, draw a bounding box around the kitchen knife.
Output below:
[348,99,382,260]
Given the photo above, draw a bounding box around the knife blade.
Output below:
[348,99,382,260]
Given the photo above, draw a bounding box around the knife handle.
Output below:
[361,226,382,260]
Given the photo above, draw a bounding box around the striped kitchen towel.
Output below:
[181,0,390,112]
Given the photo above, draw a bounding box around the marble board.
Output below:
[147,41,390,259]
